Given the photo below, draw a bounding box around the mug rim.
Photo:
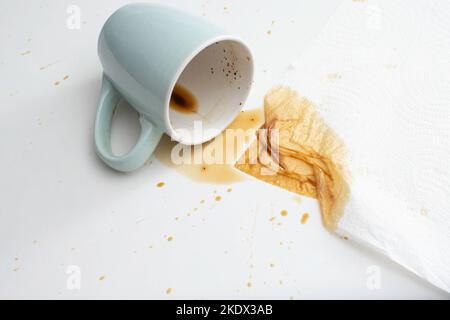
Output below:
[163,34,254,145]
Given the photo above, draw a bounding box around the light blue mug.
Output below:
[95,3,254,172]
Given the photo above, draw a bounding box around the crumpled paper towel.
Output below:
[280,0,450,292]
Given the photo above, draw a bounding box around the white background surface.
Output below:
[0,0,448,299]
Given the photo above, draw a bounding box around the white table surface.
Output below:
[0,0,448,299]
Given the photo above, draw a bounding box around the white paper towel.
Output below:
[281,0,450,292]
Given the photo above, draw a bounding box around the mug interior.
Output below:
[167,38,253,145]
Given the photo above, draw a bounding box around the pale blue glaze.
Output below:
[95,3,227,172]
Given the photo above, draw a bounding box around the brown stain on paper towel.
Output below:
[235,86,350,230]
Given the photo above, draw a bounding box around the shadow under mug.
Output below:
[95,3,254,172]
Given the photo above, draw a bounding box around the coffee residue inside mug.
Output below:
[170,84,198,114]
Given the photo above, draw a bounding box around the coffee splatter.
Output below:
[154,108,264,184]
[300,213,309,224]
[326,73,342,81]
[292,196,302,204]
[156,182,165,188]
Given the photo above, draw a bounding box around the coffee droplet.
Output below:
[301,212,309,224]
[280,209,288,217]
[170,84,197,114]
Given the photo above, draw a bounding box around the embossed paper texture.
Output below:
[261,0,450,292]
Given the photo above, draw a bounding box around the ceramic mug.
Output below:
[95,3,254,172]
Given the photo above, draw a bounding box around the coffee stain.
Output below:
[420,207,428,216]
[170,84,197,114]
[98,275,105,281]
[292,196,302,204]
[40,61,59,70]
[63,75,70,80]
[167,236,173,242]
[235,87,349,230]
[280,209,288,217]
[384,64,398,70]
[166,287,173,295]
[215,195,222,201]
[300,212,309,224]
[154,108,264,184]
[54,81,60,86]
[325,73,342,81]
[156,181,165,188]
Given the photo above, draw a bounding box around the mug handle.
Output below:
[94,75,163,172]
